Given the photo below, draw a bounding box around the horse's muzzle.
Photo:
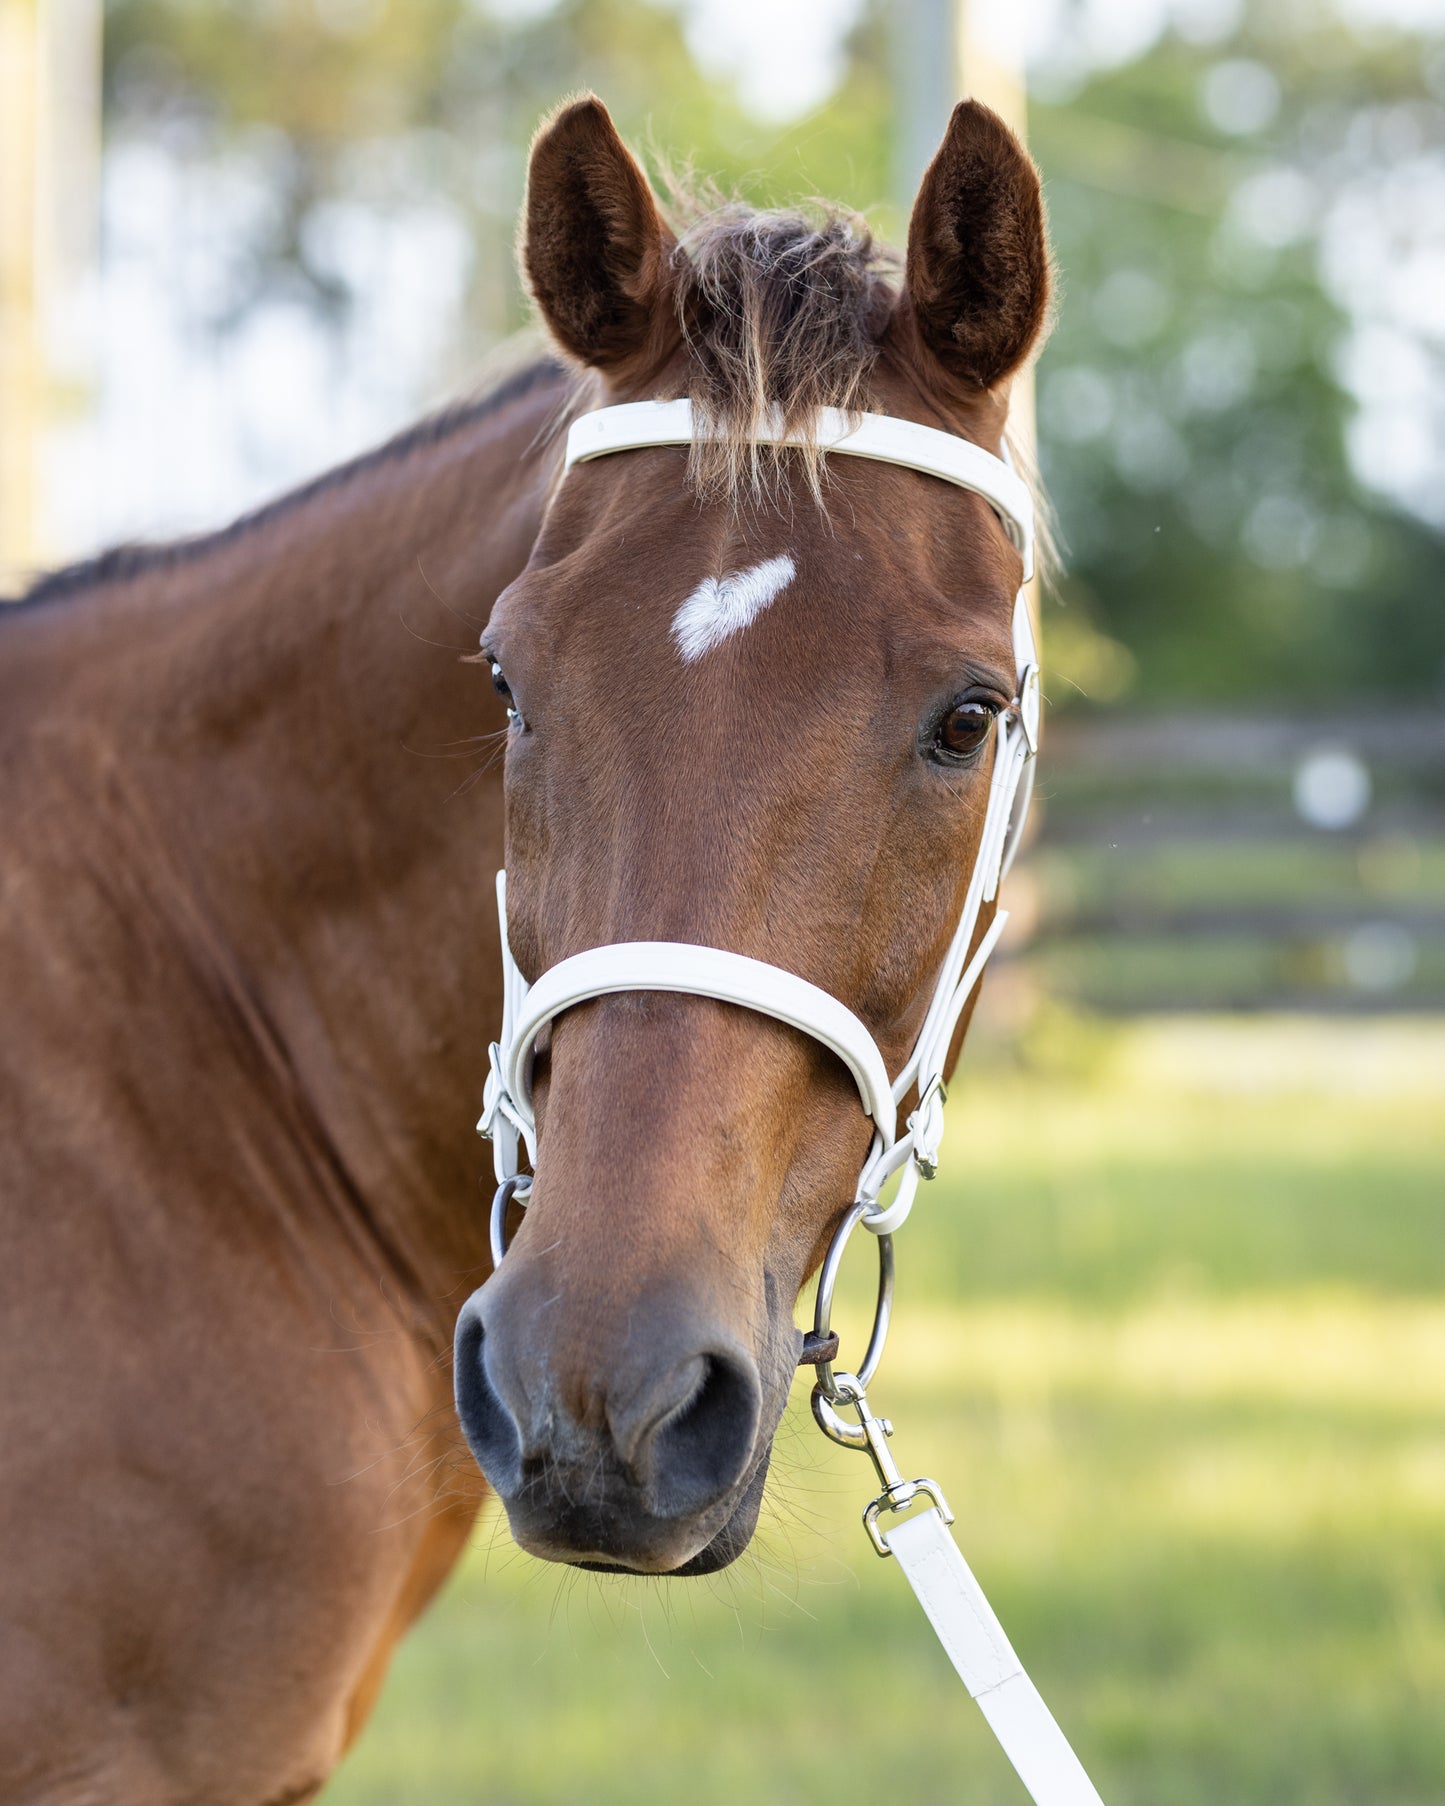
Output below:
[452,1270,765,1573]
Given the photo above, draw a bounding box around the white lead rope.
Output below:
[887,1511,1105,1806]
[477,399,1105,1804]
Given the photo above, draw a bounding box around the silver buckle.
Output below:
[909,1072,948,1180]
[863,1476,956,1557]
[1015,662,1041,758]
[477,1041,507,1140]
[826,1370,955,1558]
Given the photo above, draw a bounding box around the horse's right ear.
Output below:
[521,96,672,372]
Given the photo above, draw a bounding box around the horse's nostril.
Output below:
[452,1298,523,1499]
[644,1349,761,1521]
[454,1280,763,1552]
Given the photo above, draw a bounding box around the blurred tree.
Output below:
[98,0,1443,707]
[1029,10,1445,707]
[100,0,890,354]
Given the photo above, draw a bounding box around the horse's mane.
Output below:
[660,175,900,506]
[8,353,568,612]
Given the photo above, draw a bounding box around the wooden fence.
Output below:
[1010,707,1445,1013]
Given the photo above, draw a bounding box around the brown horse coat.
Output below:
[0,96,1048,1802]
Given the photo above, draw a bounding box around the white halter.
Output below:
[475,401,1108,1806]
[479,399,1042,1238]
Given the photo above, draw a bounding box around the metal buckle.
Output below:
[477,1042,507,1141]
[863,1477,955,1557]
[909,1072,948,1181]
[1015,662,1041,758]
[827,1369,955,1558]
[804,1222,954,1558]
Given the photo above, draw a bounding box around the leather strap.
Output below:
[886,1510,1105,1805]
[564,400,1035,578]
[502,941,897,1146]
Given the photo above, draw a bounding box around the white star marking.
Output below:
[670,554,797,663]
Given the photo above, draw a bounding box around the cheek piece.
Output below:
[474,401,1106,1806]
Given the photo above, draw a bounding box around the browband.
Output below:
[563,400,1035,580]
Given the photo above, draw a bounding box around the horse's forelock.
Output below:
[660,177,900,506]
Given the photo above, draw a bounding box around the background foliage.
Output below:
[99,0,1445,707]
[327,1033,1445,1804]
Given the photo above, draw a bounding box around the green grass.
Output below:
[327,1018,1445,1805]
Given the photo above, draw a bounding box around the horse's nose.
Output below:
[613,1344,761,1518]
[452,1272,762,1534]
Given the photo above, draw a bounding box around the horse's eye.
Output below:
[481,650,523,726]
[932,698,999,763]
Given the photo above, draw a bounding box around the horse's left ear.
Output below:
[902,100,1051,391]
[521,95,673,372]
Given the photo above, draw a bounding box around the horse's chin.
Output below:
[573,1446,772,1578]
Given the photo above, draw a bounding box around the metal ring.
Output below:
[808,1199,894,1447]
[489,1172,531,1268]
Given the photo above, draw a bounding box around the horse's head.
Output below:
[454,96,1050,1574]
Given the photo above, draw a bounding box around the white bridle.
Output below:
[473,400,1107,1805]
[479,398,1042,1240]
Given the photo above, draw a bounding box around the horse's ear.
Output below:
[521,95,672,372]
[902,100,1051,391]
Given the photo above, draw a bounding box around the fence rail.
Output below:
[1019,708,1445,1013]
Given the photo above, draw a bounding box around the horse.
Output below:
[0,93,1049,1802]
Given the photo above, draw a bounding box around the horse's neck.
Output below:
[25,368,561,1320]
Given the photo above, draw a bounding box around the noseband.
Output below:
[473,401,1106,1805]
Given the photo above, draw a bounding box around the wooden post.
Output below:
[891,0,956,216]
[0,0,41,591]
[952,2,1040,646]
[892,0,1043,689]
[0,0,102,593]
[952,3,1044,1010]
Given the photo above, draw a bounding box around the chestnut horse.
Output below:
[0,96,1048,1802]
